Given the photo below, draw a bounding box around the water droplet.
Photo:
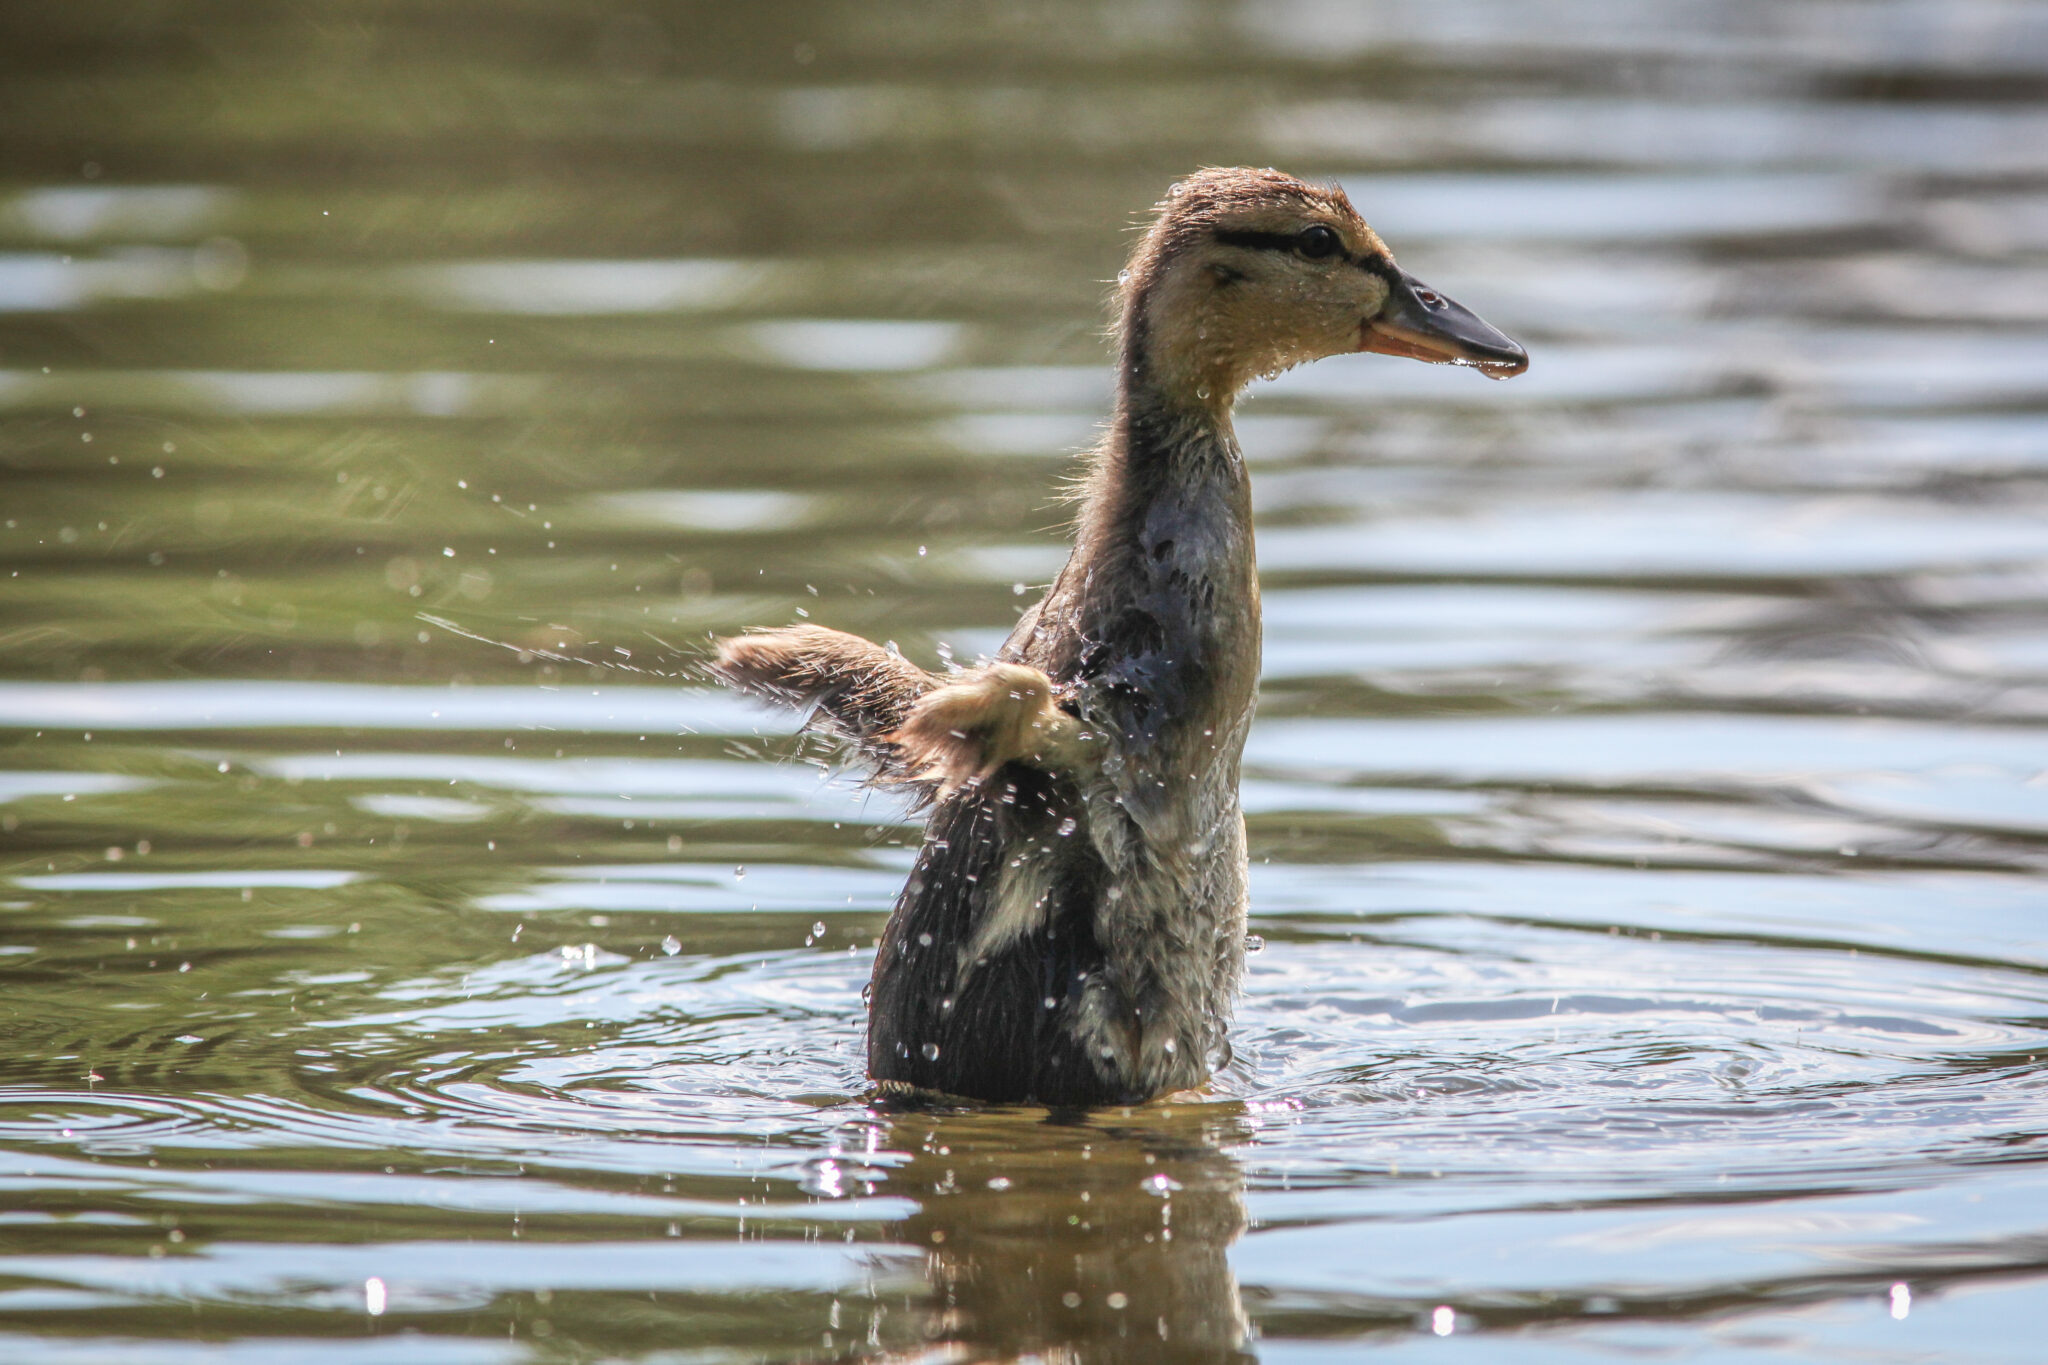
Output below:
[1161,1038,1177,1055]
[660,935,681,956]
[1431,1305,1456,1337]
[986,1176,1012,1190]
[1042,996,1058,1010]
[733,865,746,880]
[921,1042,940,1061]
[1057,817,1077,837]
[917,931,933,947]
[1107,1292,1129,1310]
[1117,269,1131,285]
[1244,934,1265,953]
[812,921,826,939]
[861,982,874,1006]
[1194,386,1210,400]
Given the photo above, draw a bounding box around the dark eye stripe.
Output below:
[1353,252,1397,282]
[1213,228,1310,253]
[1212,227,1398,281]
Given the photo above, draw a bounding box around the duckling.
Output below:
[715,167,1526,1106]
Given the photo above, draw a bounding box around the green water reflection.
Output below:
[4,2,2048,1361]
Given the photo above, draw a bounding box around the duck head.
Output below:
[1120,166,1528,410]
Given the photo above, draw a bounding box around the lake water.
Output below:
[3,3,2048,1360]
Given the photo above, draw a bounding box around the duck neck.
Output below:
[1117,277,1238,433]
[1081,289,1248,554]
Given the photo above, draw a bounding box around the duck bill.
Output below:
[1361,269,1529,379]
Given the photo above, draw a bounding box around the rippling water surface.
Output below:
[3,3,2047,1360]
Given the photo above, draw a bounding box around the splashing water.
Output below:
[1,4,2046,1363]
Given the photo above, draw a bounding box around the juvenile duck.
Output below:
[715,167,1526,1105]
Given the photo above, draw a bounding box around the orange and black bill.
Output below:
[1362,269,1529,379]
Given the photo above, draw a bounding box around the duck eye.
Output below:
[1296,225,1343,260]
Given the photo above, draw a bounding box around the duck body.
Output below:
[715,168,1526,1105]
[871,398,1260,1103]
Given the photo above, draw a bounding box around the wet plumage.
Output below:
[714,167,1526,1105]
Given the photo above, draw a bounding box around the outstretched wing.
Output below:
[711,625,939,780]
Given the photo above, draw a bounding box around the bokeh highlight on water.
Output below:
[3,2,2047,1360]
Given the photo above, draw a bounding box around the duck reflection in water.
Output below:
[874,1107,1254,1362]
[717,168,1527,1105]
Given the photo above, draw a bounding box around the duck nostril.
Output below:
[1418,290,1443,307]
